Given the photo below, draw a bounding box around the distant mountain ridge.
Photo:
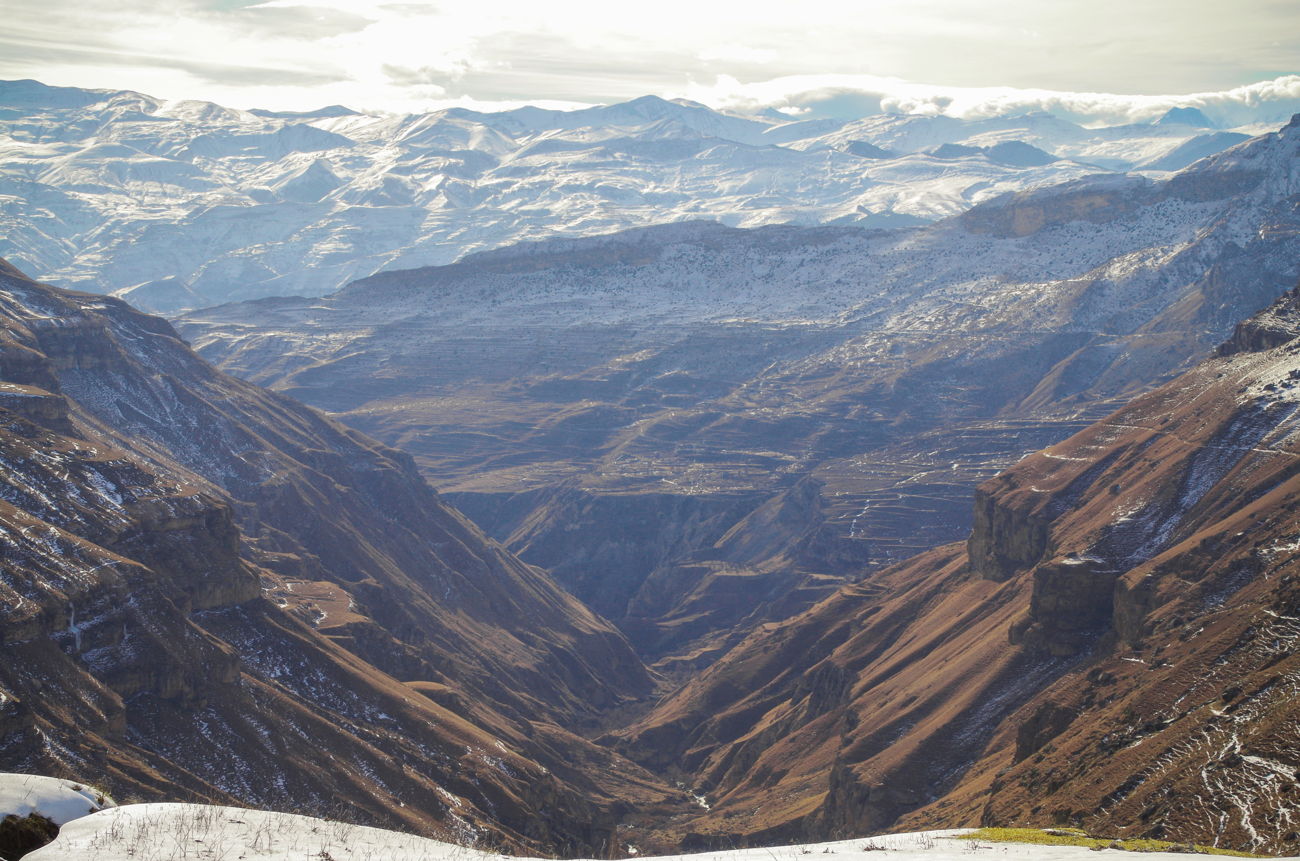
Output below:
[0,79,1266,311]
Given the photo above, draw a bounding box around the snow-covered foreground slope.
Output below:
[30,805,1255,861]
[0,79,1264,310]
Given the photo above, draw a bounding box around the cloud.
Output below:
[0,0,361,101]
[679,74,1300,127]
[381,65,452,90]
[697,45,779,65]
[0,0,1295,118]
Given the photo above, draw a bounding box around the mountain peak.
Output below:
[604,94,690,119]
[625,93,673,106]
[1156,105,1215,128]
[0,78,114,110]
[248,104,358,120]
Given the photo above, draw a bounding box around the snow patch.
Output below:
[0,773,114,826]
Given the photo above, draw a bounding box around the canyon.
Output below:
[616,283,1300,854]
[181,116,1300,673]
[0,258,691,854]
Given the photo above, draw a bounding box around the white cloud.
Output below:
[680,74,1300,128]
[0,0,1295,117]
[697,45,779,65]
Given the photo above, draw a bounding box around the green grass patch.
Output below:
[956,827,1268,857]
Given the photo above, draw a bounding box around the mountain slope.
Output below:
[0,259,681,853]
[616,283,1300,856]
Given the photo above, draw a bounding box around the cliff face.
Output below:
[618,282,1300,855]
[939,286,1300,852]
[0,261,681,854]
[1218,283,1300,356]
[959,176,1154,238]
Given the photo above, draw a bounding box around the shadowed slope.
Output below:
[0,259,680,854]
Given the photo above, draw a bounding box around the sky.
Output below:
[1,0,1298,122]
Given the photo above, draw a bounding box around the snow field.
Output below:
[30,806,1280,861]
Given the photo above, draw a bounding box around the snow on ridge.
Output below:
[292,174,1243,336]
[0,81,1268,312]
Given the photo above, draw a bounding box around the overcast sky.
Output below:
[2,0,1297,121]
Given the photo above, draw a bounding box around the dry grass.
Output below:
[958,827,1268,857]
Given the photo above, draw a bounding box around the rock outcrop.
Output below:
[1013,556,1121,655]
[1218,283,1300,356]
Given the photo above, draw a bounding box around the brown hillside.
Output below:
[0,260,684,854]
[620,283,1300,856]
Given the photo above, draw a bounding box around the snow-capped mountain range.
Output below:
[0,78,1273,311]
